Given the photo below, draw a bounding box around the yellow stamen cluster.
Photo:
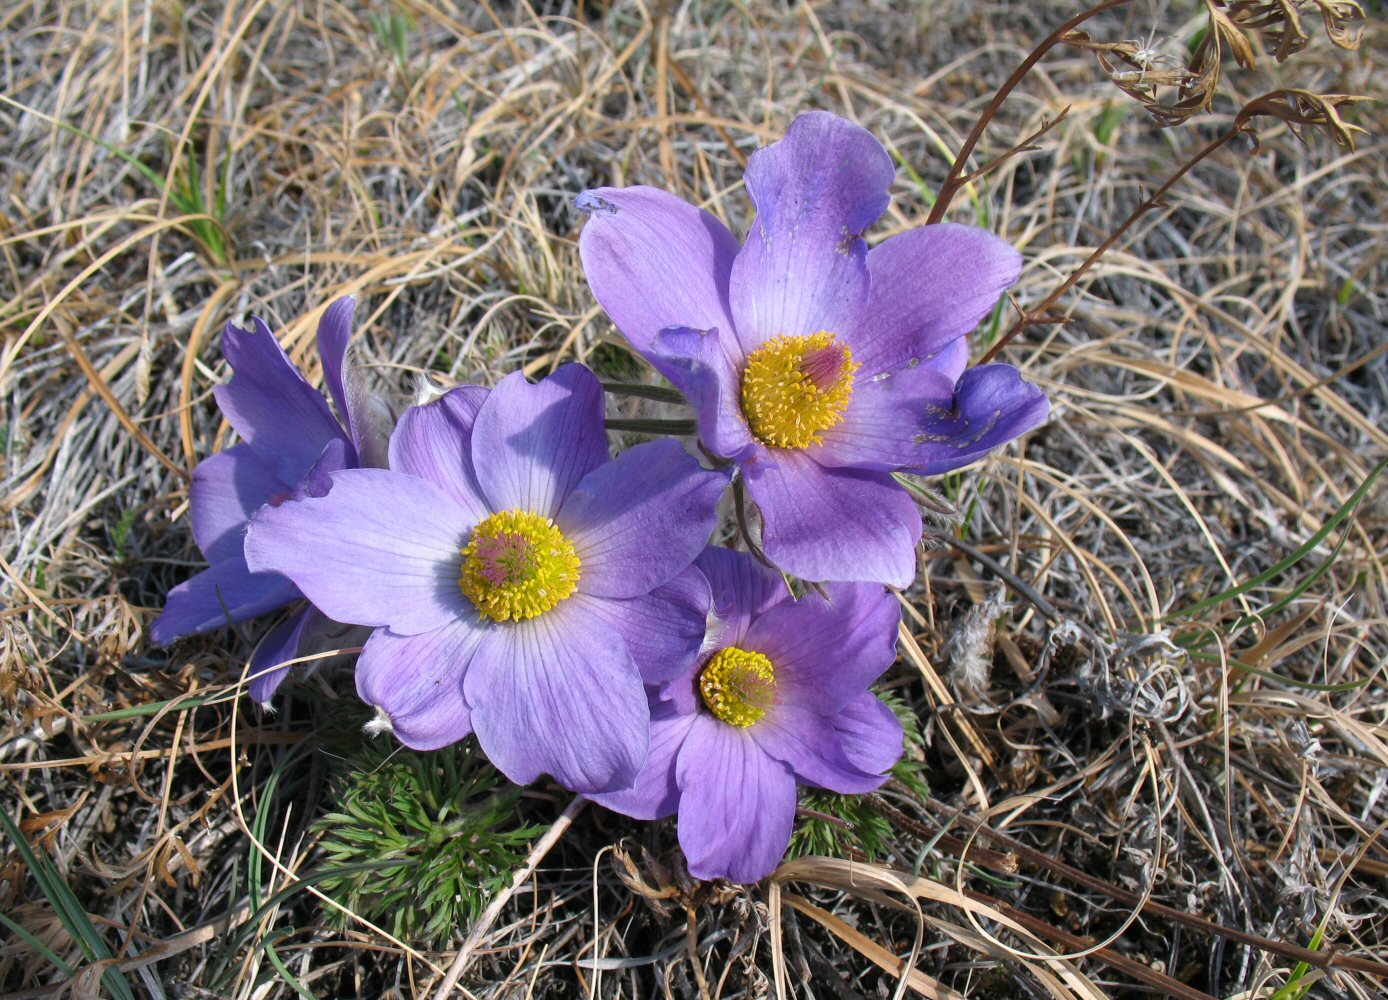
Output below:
[458,509,581,623]
[698,647,777,727]
[740,331,859,449]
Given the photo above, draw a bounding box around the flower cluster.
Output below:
[156,112,1046,884]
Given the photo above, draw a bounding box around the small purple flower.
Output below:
[151,297,389,703]
[244,364,729,794]
[588,546,904,884]
[576,111,1049,588]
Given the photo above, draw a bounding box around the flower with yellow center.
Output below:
[698,646,776,727]
[740,331,860,449]
[458,509,581,622]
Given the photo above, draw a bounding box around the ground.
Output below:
[1,1,1386,998]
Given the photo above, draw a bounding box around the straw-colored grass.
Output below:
[2,1,1384,996]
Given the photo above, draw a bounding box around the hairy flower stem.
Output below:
[926,0,1139,226]
[600,381,688,405]
[604,417,698,435]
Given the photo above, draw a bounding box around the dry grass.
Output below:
[2,0,1385,997]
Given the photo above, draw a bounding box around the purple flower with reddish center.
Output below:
[576,111,1049,589]
[587,546,904,884]
[244,364,729,794]
[151,297,390,703]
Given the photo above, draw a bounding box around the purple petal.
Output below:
[648,326,755,461]
[853,224,1023,375]
[244,468,471,635]
[150,556,299,644]
[214,317,348,483]
[356,616,486,750]
[743,582,899,713]
[585,699,697,820]
[388,385,491,521]
[807,361,958,472]
[471,365,609,518]
[576,186,741,356]
[316,296,356,433]
[247,605,315,704]
[675,716,797,883]
[693,546,790,649]
[753,703,887,794]
[573,567,712,688]
[903,363,1050,476]
[832,692,904,776]
[559,439,728,599]
[190,444,285,564]
[465,598,648,793]
[742,450,922,588]
[315,295,393,470]
[729,112,893,350]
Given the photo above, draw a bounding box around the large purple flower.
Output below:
[244,364,729,794]
[151,297,389,703]
[588,546,904,884]
[576,111,1049,588]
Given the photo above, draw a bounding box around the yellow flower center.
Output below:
[698,647,777,727]
[458,509,581,622]
[740,331,859,449]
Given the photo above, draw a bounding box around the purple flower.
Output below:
[244,364,729,794]
[588,546,904,884]
[151,297,389,703]
[576,111,1049,588]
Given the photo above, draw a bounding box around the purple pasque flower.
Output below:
[151,296,389,703]
[244,364,729,794]
[588,546,904,884]
[576,111,1049,589]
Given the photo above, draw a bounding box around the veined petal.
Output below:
[853,224,1023,375]
[832,692,904,776]
[576,186,741,355]
[902,363,1049,476]
[471,365,609,519]
[693,546,789,650]
[729,112,893,351]
[356,617,486,750]
[572,567,712,688]
[244,468,472,635]
[465,598,648,793]
[743,450,922,589]
[743,581,899,713]
[807,361,958,471]
[150,556,299,645]
[214,317,349,483]
[190,444,285,564]
[650,326,755,461]
[388,385,491,521]
[316,295,394,469]
[753,703,887,794]
[586,699,696,820]
[675,716,797,884]
[559,439,728,599]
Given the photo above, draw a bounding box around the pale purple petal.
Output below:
[316,296,356,432]
[315,295,392,469]
[693,546,788,649]
[247,605,315,704]
[572,567,712,688]
[853,224,1023,375]
[832,692,904,776]
[576,186,740,355]
[559,439,728,599]
[743,581,899,712]
[388,385,491,521]
[585,699,696,820]
[244,468,471,635]
[150,556,299,644]
[356,617,486,750]
[675,717,797,883]
[465,598,648,793]
[753,703,887,794]
[190,444,285,564]
[807,362,958,472]
[214,317,347,483]
[729,112,893,350]
[648,326,755,461]
[471,365,609,518]
[743,450,922,588]
[902,363,1050,476]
